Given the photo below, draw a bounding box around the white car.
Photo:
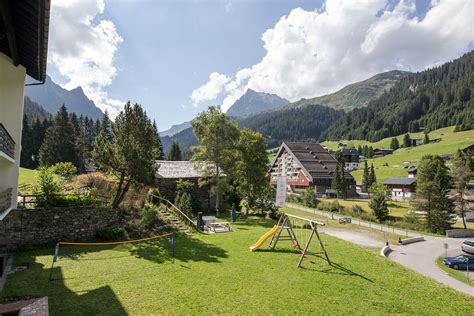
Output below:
[461,239,474,254]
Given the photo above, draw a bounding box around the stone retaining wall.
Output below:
[446,229,474,238]
[0,207,121,251]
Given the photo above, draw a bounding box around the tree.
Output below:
[233,128,269,207]
[20,115,34,168]
[331,151,348,199]
[369,184,389,222]
[390,137,399,151]
[93,102,160,208]
[167,141,182,161]
[174,179,194,216]
[403,133,411,147]
[153,120,165,160]
[451,150,472,229]
[191,106,240,214]
[414,155,452,234]
[100,110,113,141]
[369,164,377,187]
[39,105,79,167]
[302,187,319,208]
[362,161,370,192]
[423,132,430,144]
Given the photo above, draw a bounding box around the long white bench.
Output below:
[380,245,391,257]
[400,236,425,245]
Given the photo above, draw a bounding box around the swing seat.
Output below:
[300,250,306,254]
[291,243,298,247]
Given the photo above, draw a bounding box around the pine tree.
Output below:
[152,120,164,160]
[100,110,113,141]
[39,105,79,167]
[331,151,348,199]
[93,102,160,208]
[403,133,411,147]
[390,137,399,150]
[369,164,377,187]
[369,184,389,222]
[167,141,182,161]
[423,131,430,144]
[362,161,370,192]
[451,150,472,229]
[414,155,452,234]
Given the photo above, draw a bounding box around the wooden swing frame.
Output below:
[269,213,331,268]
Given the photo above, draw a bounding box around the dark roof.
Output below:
[279,142,353,181]
[383,178,416,185]
[374,148,394,152]
[0,0,50,81]
[407,166,417,173]
[341,149,359,156]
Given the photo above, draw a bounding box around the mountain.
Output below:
[322,51,474,142]
[226,89,289,118]
[160,121,191,137]
[23,96,51,121]
[25,75,103,120]
[161,127,198,152]
[284,70,411,112]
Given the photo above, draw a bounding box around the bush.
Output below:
[34,167,62,207]
[50,162,77,180]
[141,203,160,228]
[302,187,319,208]
[351,204,364,215]
[317,200,341,213]
[95,227,126,241]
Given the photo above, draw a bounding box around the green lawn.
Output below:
[2,216,473,314]
[321,126,474,182]
[18,167,38,187]
[320,198,410,219]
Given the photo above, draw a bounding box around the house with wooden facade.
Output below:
[341,148,360,170]
[373,148,393,158]
[0,0,50,220]
[383,178,416,201]
[269,142,356,196]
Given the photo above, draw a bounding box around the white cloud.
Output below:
[192,0,474,112]
[191,72,230,106]
[48,0,124,117]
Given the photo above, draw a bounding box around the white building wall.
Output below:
[0,52,26,219]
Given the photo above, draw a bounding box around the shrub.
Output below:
[351,205,365,216]
[302,187,319,208]
[141,203,159,228]
[175,191,193,216]
[34,167,62,207]
[318,200,341,213]
[50,162,77,180]
[95,227,126,241]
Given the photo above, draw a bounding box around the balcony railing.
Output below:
[0,188,12,213]
[0,123,15,160]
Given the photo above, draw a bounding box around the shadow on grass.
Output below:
[1,261,127,315]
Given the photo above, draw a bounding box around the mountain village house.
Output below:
[0,0,50,219]
[155,161,221,211]
[269,142,356,197]
[340,148,360,170]
[373,148,393,158]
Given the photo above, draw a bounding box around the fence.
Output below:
[17,193,110,208]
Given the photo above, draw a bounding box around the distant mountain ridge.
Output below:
[23,96,52,121]
[283,70,411,112]
[25,75,104,120]
[226,88,289,117]
[160,121,191,137]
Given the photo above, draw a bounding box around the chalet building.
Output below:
[0,1,50,220]
[409,138,423,146]
[341,149,360,170]
[155,161,221,211]
[383,178,416,201]
[373,148,393,158]
[462,144,474,156]
[269,142,356,197]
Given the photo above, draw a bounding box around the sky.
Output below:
[46,0,474,131]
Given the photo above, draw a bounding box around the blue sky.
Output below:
[47,0,474,131]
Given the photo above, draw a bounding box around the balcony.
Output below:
[0,188,12,213]
[0,123,15,162]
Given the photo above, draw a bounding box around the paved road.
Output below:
[285,203,474,297]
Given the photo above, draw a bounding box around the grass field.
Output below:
[2,216,473,314]
[321,126,474,182]
[18,167,38,187]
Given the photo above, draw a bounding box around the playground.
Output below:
[2,215,473,314]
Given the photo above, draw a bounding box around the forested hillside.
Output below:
[24,97,51,121]
[239,104,343,148]
[322,51,474,141]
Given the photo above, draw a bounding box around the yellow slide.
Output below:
[249,225,279,251]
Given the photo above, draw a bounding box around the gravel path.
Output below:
[285,203,474,297]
